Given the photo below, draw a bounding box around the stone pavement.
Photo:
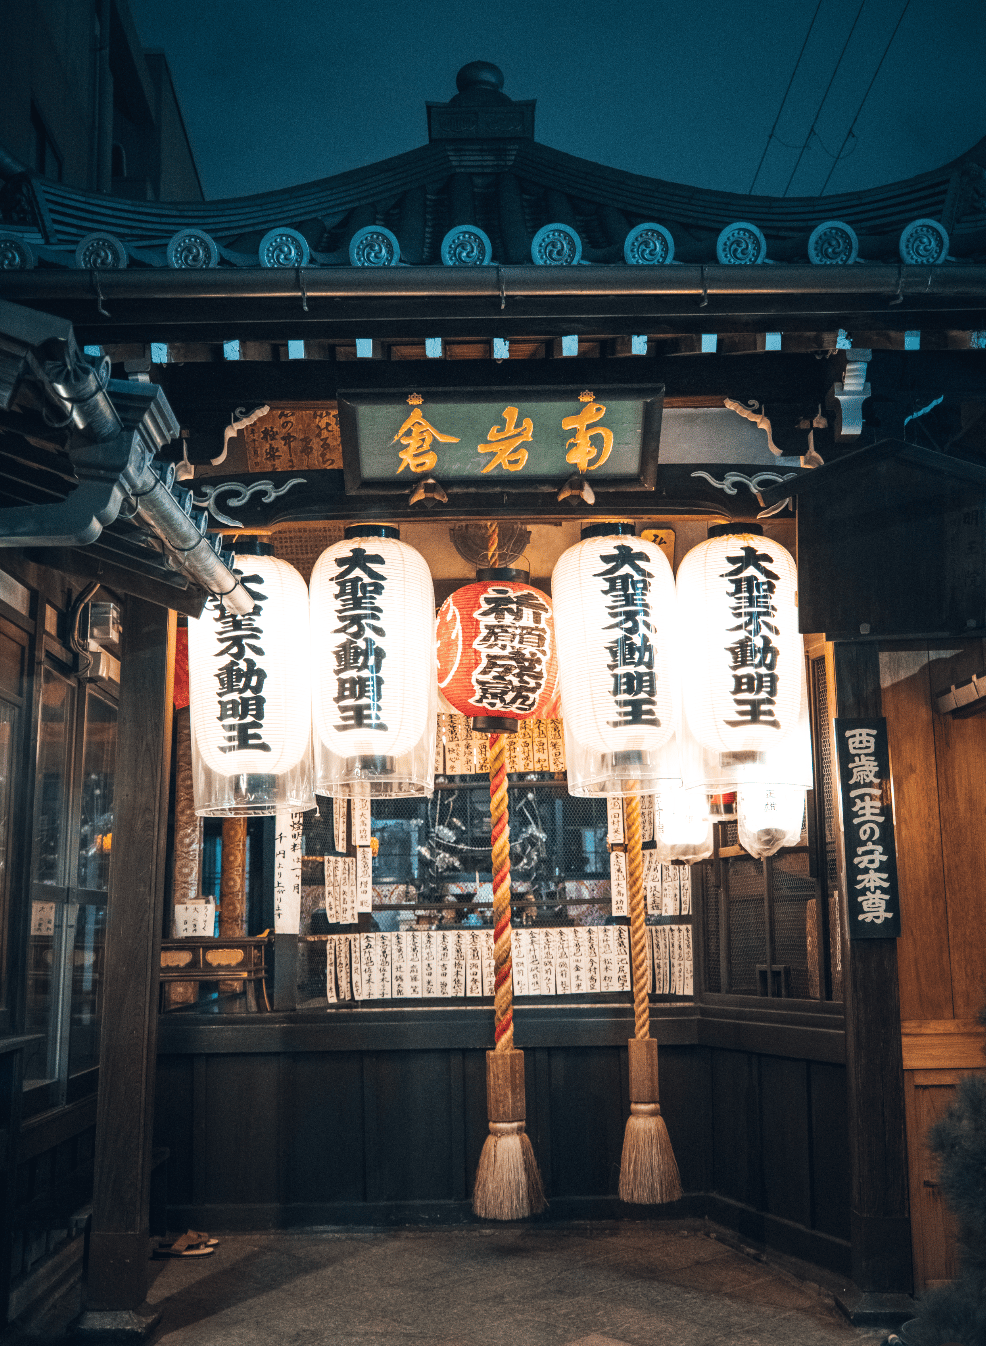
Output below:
[133,1223,883,1346]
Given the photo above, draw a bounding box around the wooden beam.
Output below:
[80,597,175,1331]
[831,642,913,1316]
[156,353,829,417]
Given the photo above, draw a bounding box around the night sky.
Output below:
[129,0,985,204]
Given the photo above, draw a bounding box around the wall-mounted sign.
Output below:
[338,387,663,494]
[834,717,901,939]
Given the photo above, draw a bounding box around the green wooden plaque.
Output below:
[338,386,663,494]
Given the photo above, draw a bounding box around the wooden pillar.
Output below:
[79,598,175,1337]
[219,818,247,937]
[166,707,200,1008]
[832,642,913,1322]
[219,817,248,997]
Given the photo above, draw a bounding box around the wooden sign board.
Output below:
[338,387,663,494]
[835,717,901,939]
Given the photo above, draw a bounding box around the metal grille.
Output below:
[773,851,814,1000]
[296,784,618,1004]
[726,857,767,994]
[704,874,721,992]
[271,522,346,582]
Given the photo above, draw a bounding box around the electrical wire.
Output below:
[782,0,867,197]
[748,0,825,194]
[819,0,913,195]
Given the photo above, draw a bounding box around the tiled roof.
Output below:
[2,64,985,271]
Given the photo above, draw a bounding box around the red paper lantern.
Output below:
[436,569,559,732]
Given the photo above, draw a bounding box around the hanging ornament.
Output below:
[552,522,680,795]
[310,524,436,797]
[436,569,558,732]
[187,539,314,816]
[652,790,714,864]
[677,524,801,754]
[675,524,812,796]
[737,783,806,859]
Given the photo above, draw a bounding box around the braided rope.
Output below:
[489,732,513,1051]
[624,792,650,1042]
[487,520,499,569]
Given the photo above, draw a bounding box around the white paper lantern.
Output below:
[652,789,714,864]
[677,526,801,756]
[188,545,314,815]
[737,784,806,859]
[552,523,680,795]
[310,524,436,797]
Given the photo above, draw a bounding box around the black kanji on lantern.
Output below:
[597,545,660,729]
[213,572,272,755]
[721,545,782,730]
[470,585,551,715]
[332,547,388,732]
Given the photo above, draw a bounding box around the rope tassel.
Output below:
[618,791,683,1205]
[472,732,546,1219]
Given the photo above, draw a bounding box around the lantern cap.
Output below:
[345,523,400,539]
[580,521,636,540]
[471,715,519,735]
[474,566,530,583]
[707,522,764,539]
[232,535,274,556]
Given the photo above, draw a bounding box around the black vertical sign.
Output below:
[834,717,901,939]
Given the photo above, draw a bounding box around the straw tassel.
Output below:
[618,791,683,1205]
[472,731,546,1219]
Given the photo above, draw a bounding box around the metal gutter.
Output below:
[2,263,986,302]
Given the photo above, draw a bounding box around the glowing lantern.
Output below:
[188,541,314,816]
[677,525,801,756]
[551,523,680,795]
[436,569,558,731]
[310,524,436,797]
[737,783,806,859]
[652,789,714,864]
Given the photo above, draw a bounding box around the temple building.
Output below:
[0,54,985,1339]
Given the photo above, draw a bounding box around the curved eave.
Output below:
[4,128,986,259]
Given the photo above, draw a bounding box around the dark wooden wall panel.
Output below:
[154,1041,848,1274]
[809,1061,851,1241]
[283,1054,365,1205]
[711,1050,763,1209]
[880,649,953,1021]
[462,1049,490,1201]
[153,1056,193,1209]
[545,1047,627,1198]
[760,1056,811,1227]
[201,1056,280,1206]
[362,1051,461,1203]
[661,1045,713,1194]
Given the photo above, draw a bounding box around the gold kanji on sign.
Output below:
[243,404,342,472]
[562,397,614,473]
[478,405,534,473]
[393,406,460,474]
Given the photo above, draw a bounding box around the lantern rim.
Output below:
[473,566,530,583]
[580,521,635,540]
[706,522,764,539]
[345,523,400,539]
[470,715,520,735]
[232,535,274,555]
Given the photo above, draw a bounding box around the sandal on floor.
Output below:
[153,1231,216,1258]
[158,1230,219,1249]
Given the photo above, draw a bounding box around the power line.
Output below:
[782,0,867,197]
[818,0,913,195]
[748,0,825,194]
